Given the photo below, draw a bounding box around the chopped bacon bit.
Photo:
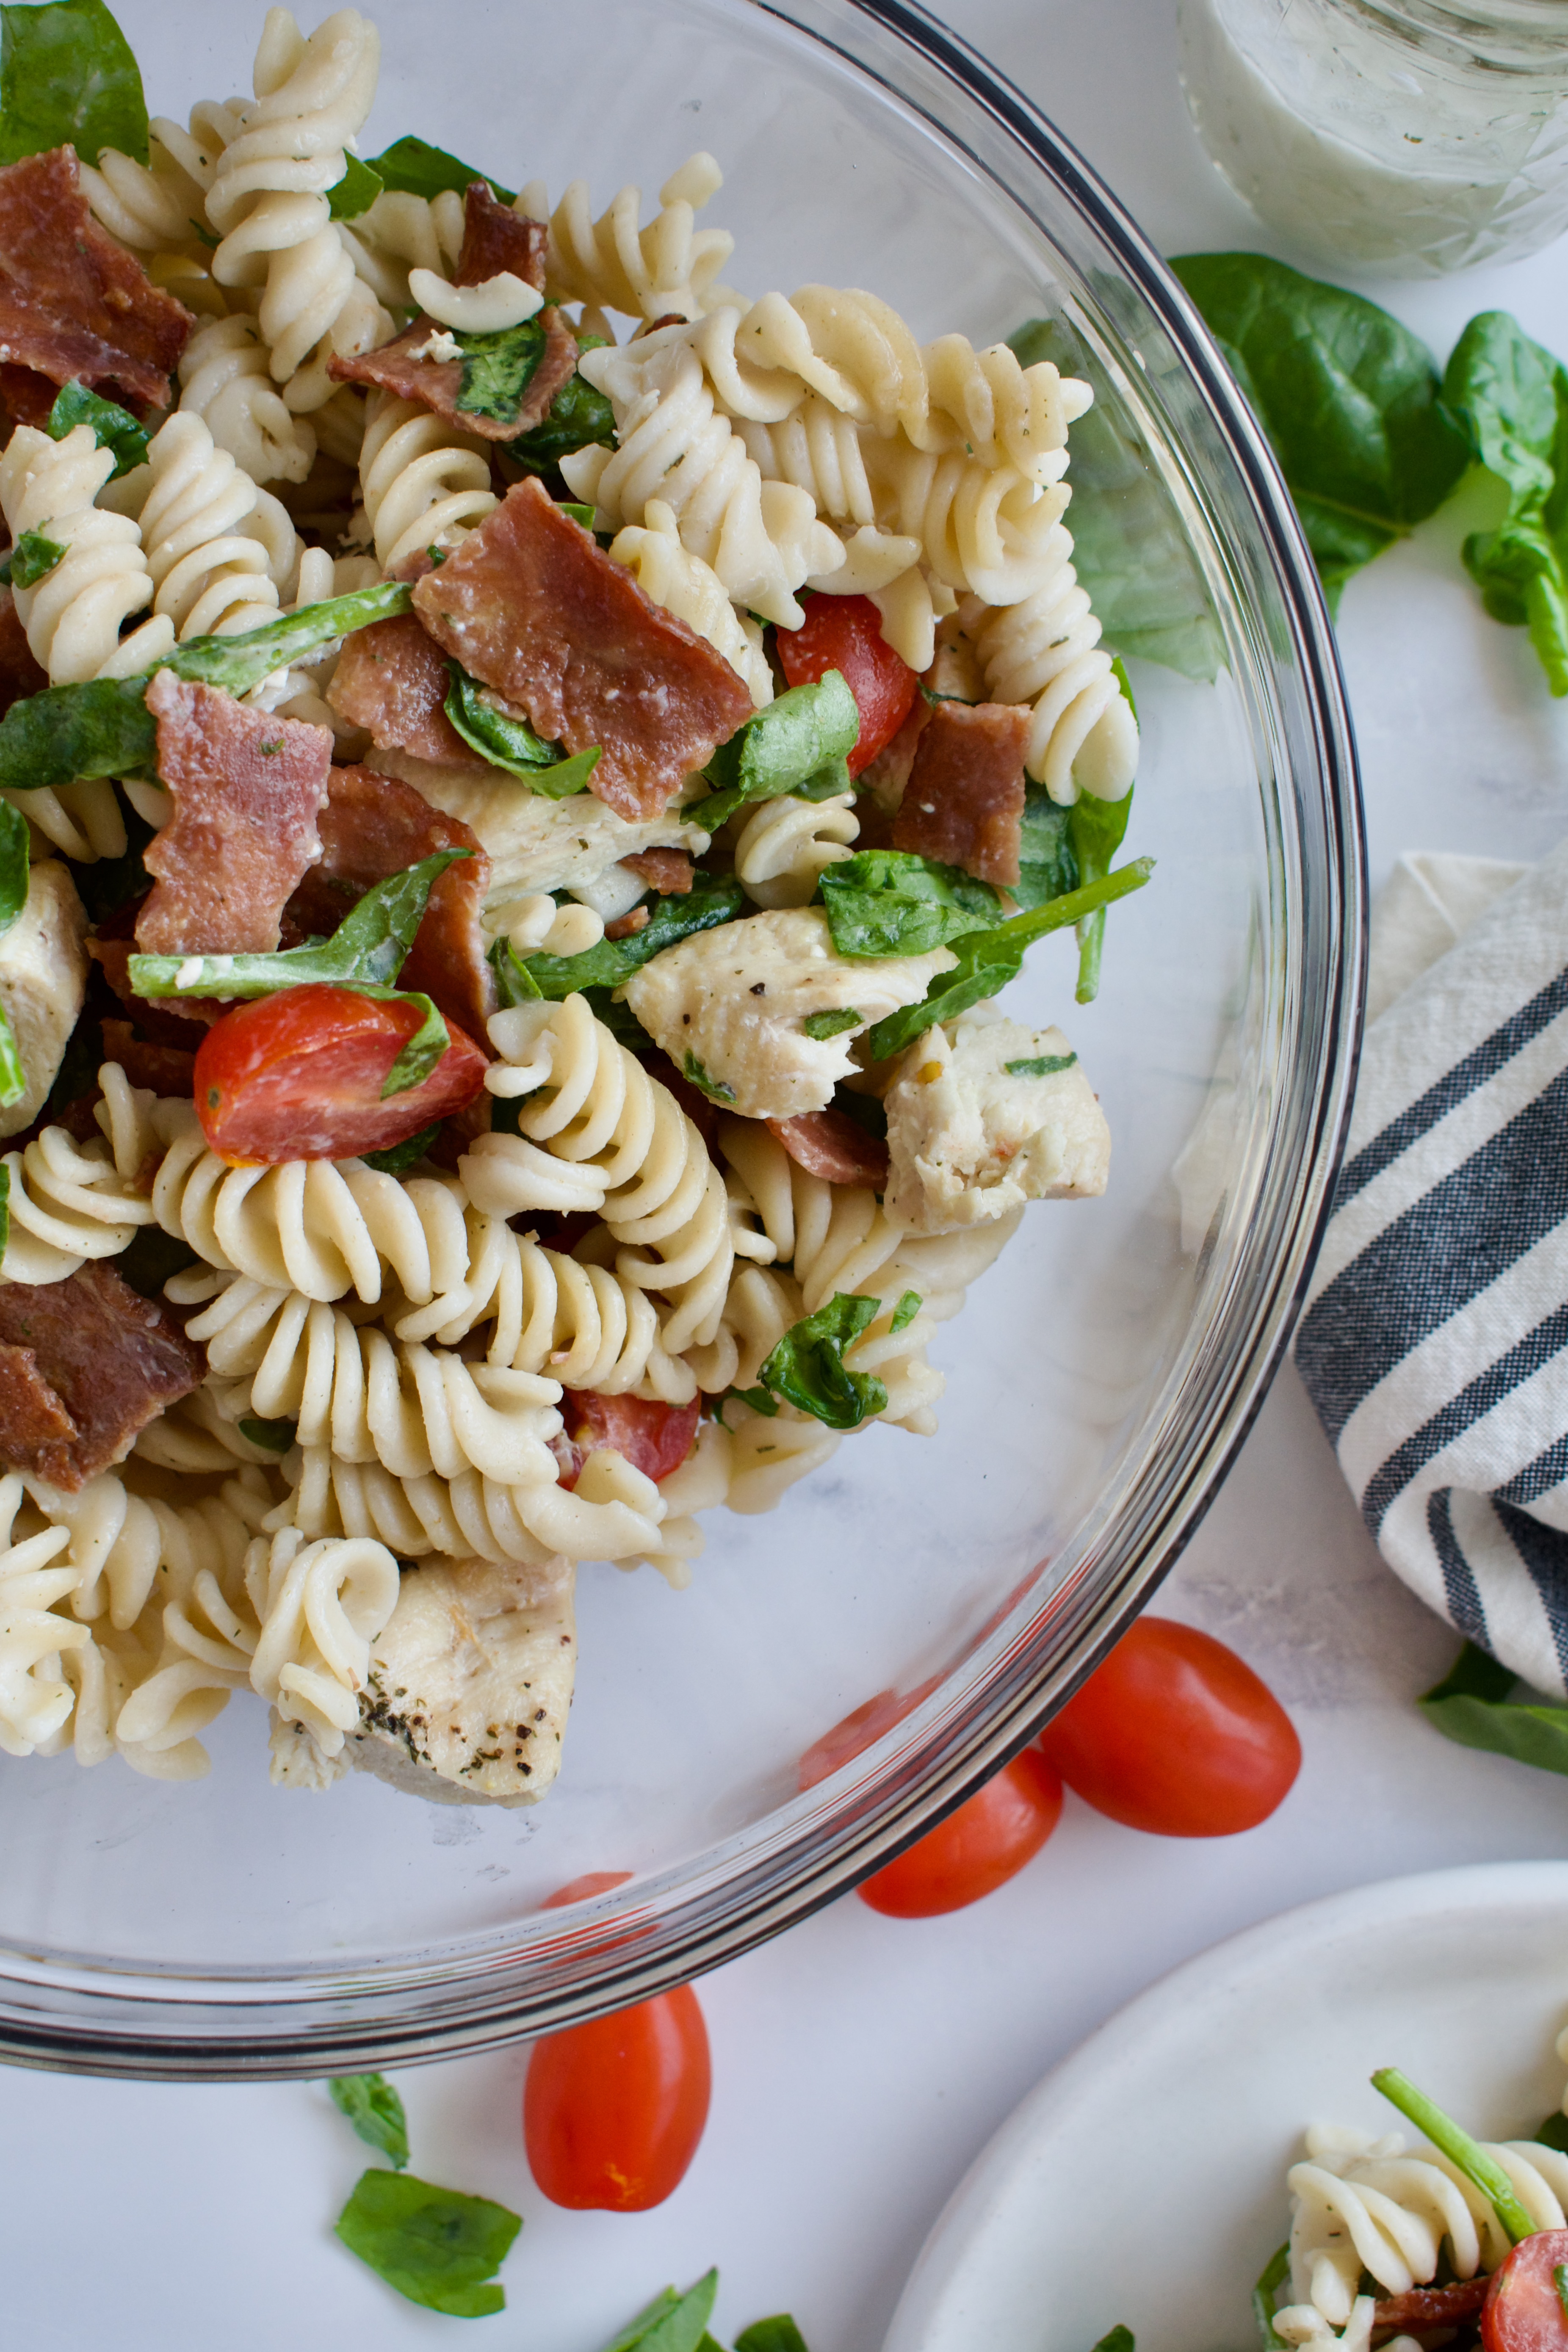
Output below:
[137,676,331,955]
[326,612,483,766]
[1371,2277,1489,2340]
[891,699,1029,888]
[413,478,753,821]
[99,1019,196,1098]
[0,586,46,715]
[454,183,547,290]
[604,904,650,941]
[561,1391,700,1485]
[0,1262,203,1490]
[0,148,193,409]
[766,1107,890,1188]
[285,763,495,1038]
[622,847,694,895]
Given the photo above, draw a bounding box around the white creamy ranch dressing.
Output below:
[1178,0,1568,274]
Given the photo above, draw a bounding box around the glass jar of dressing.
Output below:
[1177,0,1568,276]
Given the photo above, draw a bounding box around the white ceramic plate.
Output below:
[884,1860,1568,2352]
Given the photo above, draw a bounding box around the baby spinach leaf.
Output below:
[866,857,1154,1061]
[512,871,746,1000]
[801,1007,861,1040]
[734,2321,811,2352]
[700,671,859,829]
[0,796,30,938]
[601,2273,719,2352]
[1441,311,1568,697]
[1069,784,1134,1003]
[1537,2111,1568,2155]
[7,528,63,588]
[0,578,414,793]
[488,934,543,1009]
[1170,253,1470,611]
[682,1050,735,1104]
[443,662,597,792]
[1418,1639,1568,1778]
[46,379,148,476]
[1088,2331,1135,2352]
[0,0,148,168]
[333,2167,520,2317]
[888,1289,921,1335]
[328,2072,409,2170]
[0,1007,23,1106]
[1005,1051,1077,1077]
[238,1414,296,1454]
[752,1292,887,1431]
[362,1122,442,1175]
[819,848,1001,959]
[328,150,382,221]
[510,356,618,470]
[1010,786,1080,914]
[1008,315,1223,682]
[455,315,550,428]
[365,132,514,207]
[1252,2243,1291,2351]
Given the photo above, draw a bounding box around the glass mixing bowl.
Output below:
[0,0,1363,2076]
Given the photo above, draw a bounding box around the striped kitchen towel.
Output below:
[1294,842,1568,1698]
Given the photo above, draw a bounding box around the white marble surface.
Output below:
[6,2,1568,2346]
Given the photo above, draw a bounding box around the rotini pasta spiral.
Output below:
[355,185,465,292]
[182,1274,567,1488]
[0,424,173,684]
[0,1475,91,1755]
[205,8,387,403]
[127,411,299,639]
[178,314,317,486]
[80,121,216,261]
[969,553,1141,804]
[246,1521,399,1755]
[608,498,772,708]
[858,434,1070,610]
[467,995,734,1354]
[0,1071,160,1285]
[520,151,733,322]
[732,789,858,909]
[567,332,843,629]
[282,1436,668,1564]
[357,389,496,573]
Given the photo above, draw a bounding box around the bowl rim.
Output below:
[0,0,1366,2076]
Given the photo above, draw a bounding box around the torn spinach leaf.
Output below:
[1441,311,1568,697]
[443,662,597,793]
[238,1414,296,1454]
[1005,1051,1077,1077]
[888,1290,921,1335]
[699,670,859,829]
[46,379,149,477]
[683,1050,735,1104]
[328,2072,409,2170]
[365,132,514,207]
[866,858,1154,1061]
[601,2272,719,2352]
[1419,1639,1568,1778]
[508,871,746,999]
[333,2167,520,2318]
[1170,253,1469,612]
[0,0,148,168]
[455,315,550,429]
[1088,2331,1135,2352]
[509,349,618,470]
[1253,2243,1291,2351]
[749,1292,887,1431]
[1008,315,1223,682]
[0,577,414,793]
[362,1122,442,1175]
[6,529,63,588]
[819,848,1001,959]
[734,2321,810,2352]
[801,1007,861,1040]
[1069,784,1134,1003]
[0,798,32,1107]
[328,150,382,220]
[1011,786,1080,913]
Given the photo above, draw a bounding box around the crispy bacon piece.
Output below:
[326,612,483,766]
[0,147,193,409]
[285,763,494,1037]
[622,847,694,895]
[1371,2277,1489,2341]
[604,904,649,941]
[557,1391,700,1489]
[413,478,753,821]
[767,1107,889,1189]
[0,586,46,714]
[456,185,548,290]
[99,1019,196,1098]
[891,699,1029,889]
[137,676,331,955]
[0,1262,203,1490]
[0,362,59,429]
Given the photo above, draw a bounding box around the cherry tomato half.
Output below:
[558,1393,701,1488]
[1483,2228,1568,2350]
[195,983,487,1164]
[523,1983,711,2211]
[777,592,918,776]
[858,1749,1065,1918]
[1035,1617,1300,1838]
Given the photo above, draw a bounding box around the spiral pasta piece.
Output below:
[0,1097,160,1286]
[205,8,387,402]
[127,411,299,639]
[522,152,733,322]
[178,314,317,486]
[733,790,858,909]
[282,1437,667,1565]
[0,424,172,684]
[355,185,465,294]
[970,550,1140,804]
[357,388,496,572]
[246,1521,400,1754]
[0,1473,89,1755]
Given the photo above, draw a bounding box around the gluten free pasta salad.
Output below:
[0,0,1148,1810]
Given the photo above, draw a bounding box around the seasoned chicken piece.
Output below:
[345,1552,576,1808]
[374,746,710,927]
[624,906,954,1120]
[0,860,87,1139]
[883,1011,1110,1233]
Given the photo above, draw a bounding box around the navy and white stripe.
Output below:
[1294,843,1568,1698]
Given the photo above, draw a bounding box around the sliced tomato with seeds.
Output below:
[1482,2228,1568,2350]
[194,984,487,1165]
[777,592,919,776]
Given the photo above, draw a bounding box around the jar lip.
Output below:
[1346,0,1568,55]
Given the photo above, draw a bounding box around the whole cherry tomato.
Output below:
[523,1983,711,2211]
[195,983,487,1164]
[1483,2228,1568,2349]
[776,592,918,775]
[1035,1616,1300,1837]
[857,1749,1065,1918]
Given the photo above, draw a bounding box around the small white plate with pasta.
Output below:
[883,1860,1568,2352]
